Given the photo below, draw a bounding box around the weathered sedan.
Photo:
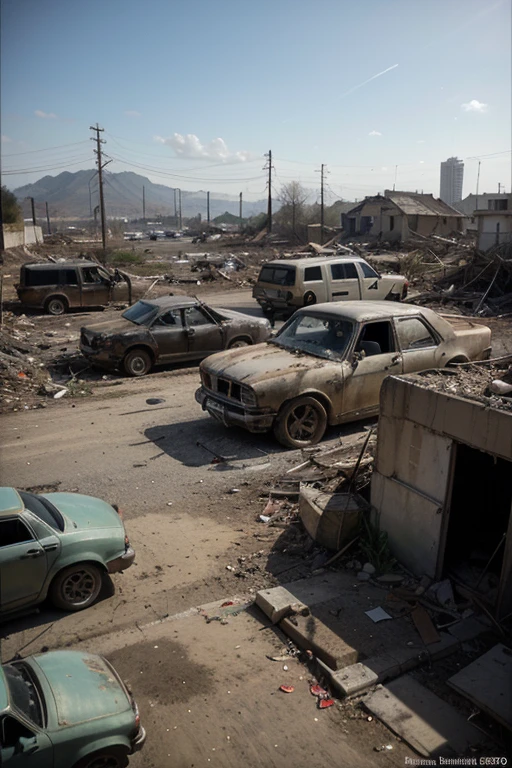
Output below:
[1,650,145,767]
[80,296,272,376]
[195,302,491,448]
[0,487,135,617]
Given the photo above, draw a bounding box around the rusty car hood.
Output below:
[81,317,139,335]
[202,342,334,386]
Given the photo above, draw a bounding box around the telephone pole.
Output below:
[45,202,51,235]
[207,191,210,224]
[317,164,327,245]
[498,182,502,194]
[178,189,182,230]
[173,189,177,226]
[142,185,146,222]
[28,197,36,225]
[90,124,111,256]
[239,192,243,230]
[264,150,272,233]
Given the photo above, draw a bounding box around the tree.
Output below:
[275,181,309,241]
[1,186,22,225]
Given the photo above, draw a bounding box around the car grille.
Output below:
[202,372,241,402]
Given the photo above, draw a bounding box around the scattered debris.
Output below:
[365,607,392,623]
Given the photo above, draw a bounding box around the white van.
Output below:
[252,256,408,314]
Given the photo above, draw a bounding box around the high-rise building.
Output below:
[440,157,464,206]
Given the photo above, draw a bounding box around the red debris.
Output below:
[318,698,335,709]
[310,684,327,697]
[221,601,234,607]
[279,685,295,694]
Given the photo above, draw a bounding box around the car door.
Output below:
[341,320,403,418]
[184,306,224,358]
[356,261,384,299]
[395,316,444,373]
[79,266,110,307]
[1,716,53,767]
[329,262,361,302]
[149,309,189,362]
[59,268,81,309]
[0,518,47,612]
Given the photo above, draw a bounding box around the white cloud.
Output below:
[419,160,425,164]
[417,140,425,144]
[368,130,382,137]
[154,133,253,163]
[461,99,488,113]
[124,110,141,117]
[1,134,12,143]
[34,110,58,119]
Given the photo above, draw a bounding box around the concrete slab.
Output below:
[427,632,460,661]
[448,616,489,642]
[255,586,307,624]
[331,663,379,696]
[279,615,358,670]
[448,644,512,731]
[365,675,482,757]
[281,572,352,605]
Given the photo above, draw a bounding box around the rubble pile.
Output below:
[411,362,512,413]
[0,325,53,411]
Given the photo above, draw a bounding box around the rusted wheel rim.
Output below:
[62,569,97,606]
[130,355,147,374]
[287,404,320,441]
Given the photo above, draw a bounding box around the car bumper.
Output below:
[195,387,275,433]
[130,725,147,753]
[107,547,136,574]
[80,344,122,370]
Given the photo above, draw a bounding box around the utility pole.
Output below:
[178,189,182,230]
[393,165,398,192]
[173,189,177,226]
[498,182,502,194]
[239,192,243,230]
[0,184,4,253]
[90,124,111,257]
[476,161,481,208]
[317,164,326,245]
[142,185,146,222]
[29,197,36,225]
[207,191,210,225]
[264,150,272,233]
[45,202,51,235]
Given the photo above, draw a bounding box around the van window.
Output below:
[304,266,322,282]
[360,263,379,279]
[356,321,395,355]
[62,269,78,285]
[331,263,358,280]
[258,265,296,286]
[23,268,56,287]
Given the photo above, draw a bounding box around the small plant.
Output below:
[358,514,396,574]
[109,251,143,265]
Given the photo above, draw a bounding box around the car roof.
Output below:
[262,256,367,268]
[141,295,200,310]
[297,301,431,322]
[0,487,23,517]
[24,260,99,269]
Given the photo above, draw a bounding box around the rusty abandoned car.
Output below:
[196,301,492,448]
[80,296,272,376]
[16,261,132,315]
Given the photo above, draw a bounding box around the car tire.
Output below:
[46,296,68,316]
[72,747,129,768]
[123,348,152,377]
[228,338,250,349]
[303,291,316,306]
[274,396,328,449]
[50,563,104,612]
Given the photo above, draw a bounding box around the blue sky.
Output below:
[1,0,511,202]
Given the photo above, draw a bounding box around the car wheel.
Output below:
[50,563,103,612]
[46,296,68,315]
[73,748,129,768]
[123,348,152,376]
[228,338,250,349]
[274,396,328,449]
[303,291,316,306]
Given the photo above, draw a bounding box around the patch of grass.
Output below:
[108,250,144,265]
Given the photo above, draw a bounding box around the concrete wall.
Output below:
[4,225,43,249]
[371,376,512,581]
[476,213,512,251]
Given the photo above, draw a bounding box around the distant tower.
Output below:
[440,157,464,206]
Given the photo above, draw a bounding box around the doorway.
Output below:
[443,443,512,604]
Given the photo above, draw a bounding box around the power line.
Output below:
[2,157,92,175]
[2,140,90,157]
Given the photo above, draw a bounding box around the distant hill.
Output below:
[12,170,268,220]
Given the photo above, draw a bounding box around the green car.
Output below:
[1,649,146,767]
[0,488,135,616]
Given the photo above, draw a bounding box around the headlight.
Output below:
[241,385,257,407]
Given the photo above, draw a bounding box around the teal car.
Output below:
[1,649,145,767]
[0,488,135,616]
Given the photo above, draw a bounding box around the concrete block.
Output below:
[330,663,379,697]
[255,586,307,624]
[448,616,488,642]
[388,645,428,673]
[428,632,460,661]
[365,653,402,682]
[279,615,358,671]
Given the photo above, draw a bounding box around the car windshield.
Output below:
[3,663,43,727]
[272,313,354,361]
[258,265,296,286]
[122,301,159,326]
[19,491,65,532]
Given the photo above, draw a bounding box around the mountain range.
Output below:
[12,170,268,220]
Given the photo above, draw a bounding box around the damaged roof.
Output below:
[385,192,464,218]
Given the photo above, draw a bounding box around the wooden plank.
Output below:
[412,605,441,645]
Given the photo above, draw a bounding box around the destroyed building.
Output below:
[342,191,464,242]
[474,195,512,251]
[371,370,512,621]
